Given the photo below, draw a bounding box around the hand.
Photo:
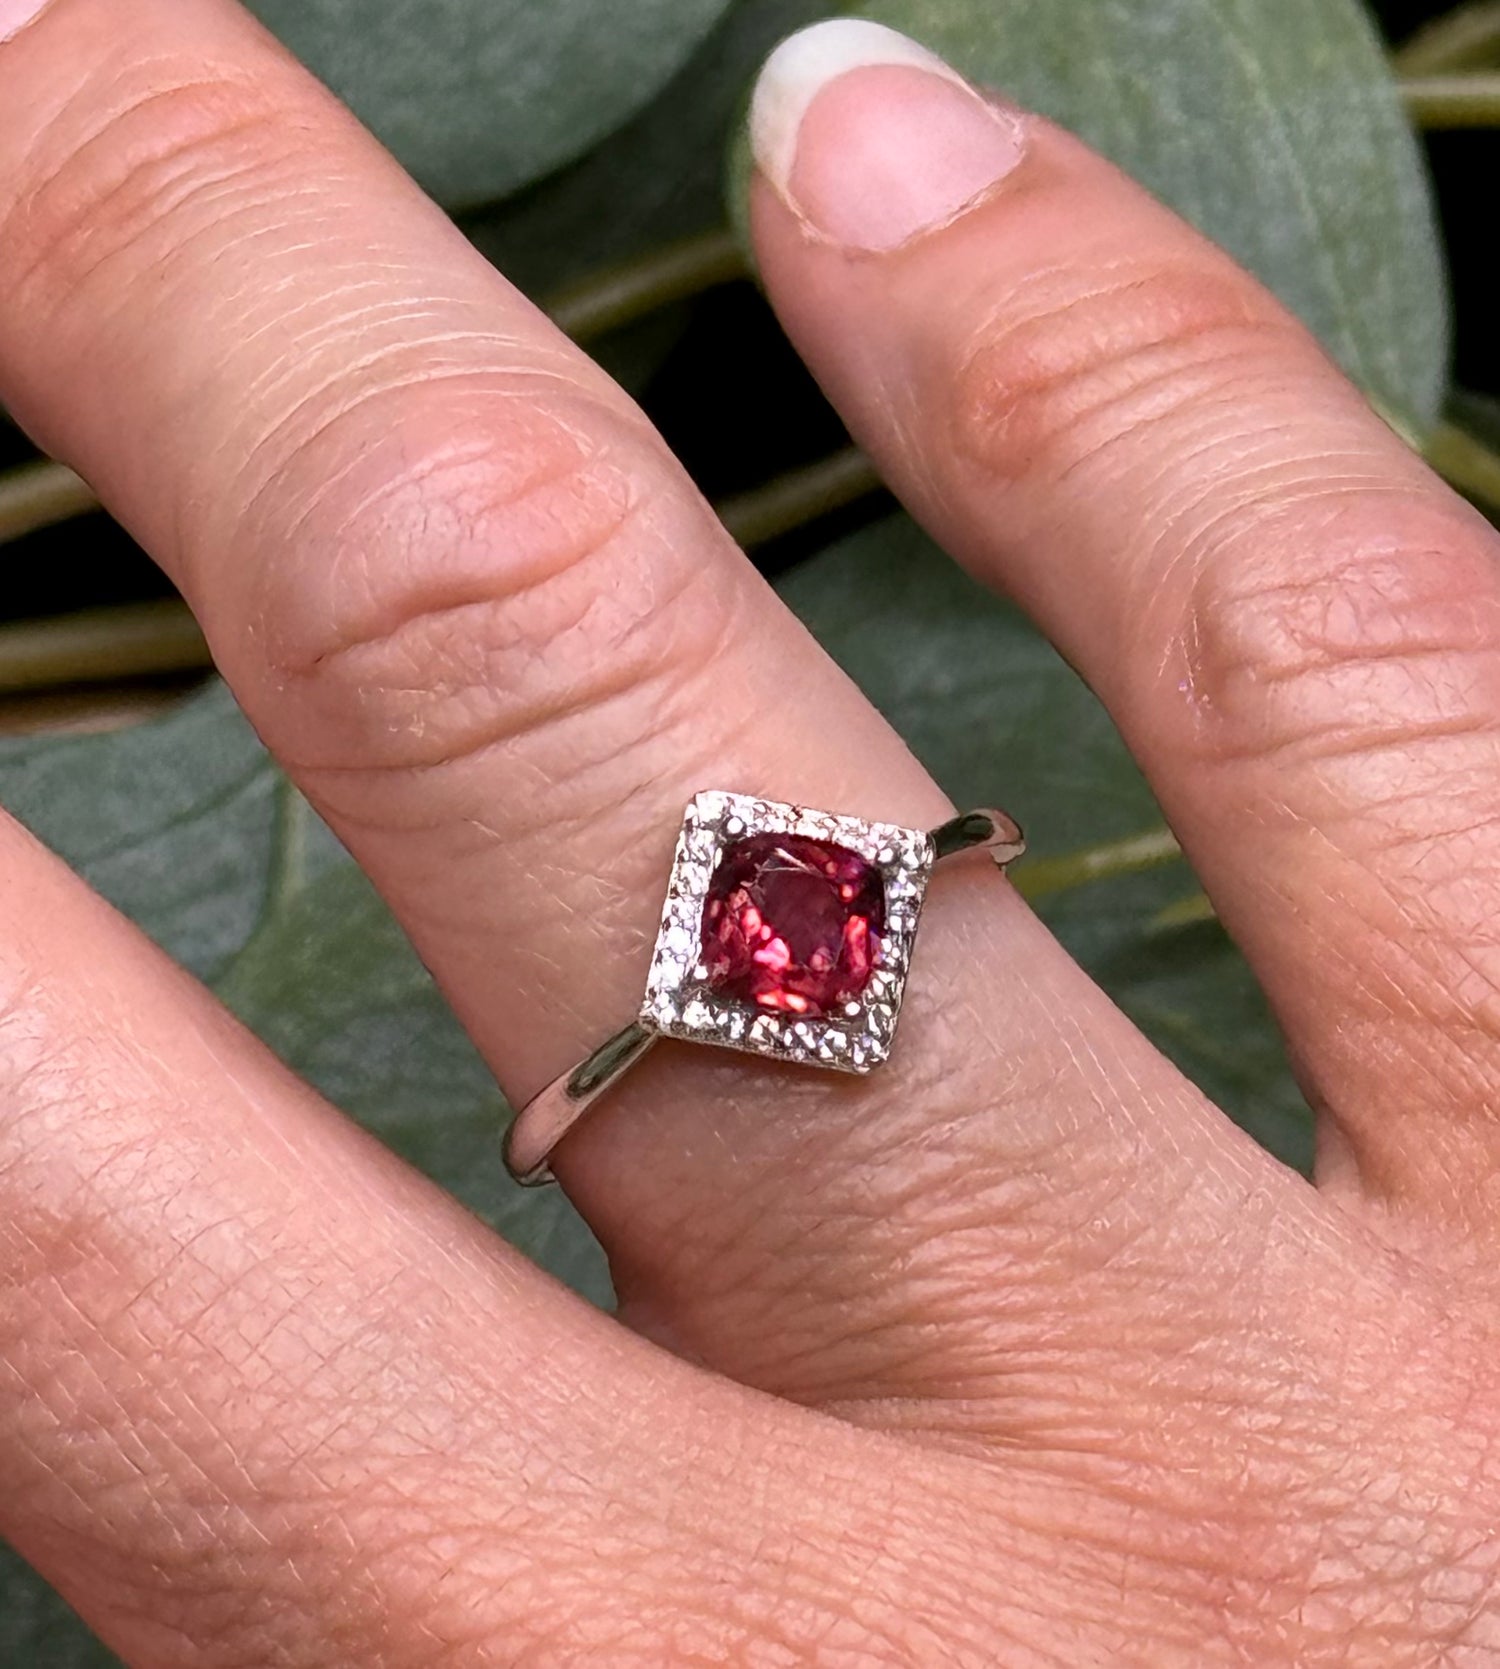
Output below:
[1,6,1496,1663]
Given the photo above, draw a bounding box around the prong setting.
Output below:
[641,791,935,1073]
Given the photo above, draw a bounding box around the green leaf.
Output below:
[468,0,833,298]
[463,0,831,392]
[0,686,281,976]
[777,512,1316,1171]
[732,0,1447,429]
[245,0,737,210]
[0,1548,119,1669]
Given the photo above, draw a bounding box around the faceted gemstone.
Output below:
[701,833,885,1016]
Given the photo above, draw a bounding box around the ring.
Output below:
[504,790,1025,1185]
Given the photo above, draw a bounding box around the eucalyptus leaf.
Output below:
[0,1549,118,1669]
[732,0,1447,429]
[469,0,833,298]
[246,0,736,209]
[0,689,280,977]
[465,0,834,394]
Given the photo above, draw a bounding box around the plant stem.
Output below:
[0,599,208,694]
[549,228,747,343]
[1149,891,1218,931]
[1426,419,1500,515]
[263,779,317,912]
[1400,72,1500,125]
[0,460,98,544]
[0,683,191,737]
[718,447,883,548]
[1394,2,1500,73]
[1013,827,1182,900]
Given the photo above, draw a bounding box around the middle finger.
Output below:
[745,22,1500,1241]
[0,0,1308,1410]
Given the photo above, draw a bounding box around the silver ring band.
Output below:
[505,799,1024,1186]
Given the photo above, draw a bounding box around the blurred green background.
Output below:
[1,0,1498,1659]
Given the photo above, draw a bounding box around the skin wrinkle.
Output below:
[345,537,695,749]
[3,73,294,300]
[976,358,1436,645]
[627,1081,1268,1416]
[295,462,643,683]
[237,348,597,527]
[1175,534,1500,738]
[224,363,642,589]
[0,968,1194,1642]
[1246,638,1500,695]
[948,262,1280,476]
[0,934,664,1662]
[80,134,332,347]
[1209,771,1500,1113]
[1200,704,1500,774]
[258,354,587,533]
[1101,471,1417,635]
[1046,340,1300,496]
[626,997,1268,1408]
[1155,472,1446,596]
[286,587,650,787]
[237,408,650,660]
[286,562,734,871]
[1134,440,1401,577]
[951,249,1258,381]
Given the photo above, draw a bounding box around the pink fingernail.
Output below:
[750,19,1027,253]
[0,0,53,45]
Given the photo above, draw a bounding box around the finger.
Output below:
[0,0,1312,1411]
[747,21,1500,1238]
[0,807,919,1666]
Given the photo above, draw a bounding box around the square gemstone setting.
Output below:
[641,791,936,1073]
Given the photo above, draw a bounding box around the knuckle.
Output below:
[5,56,303,315]
[1173,491,1500,789]
[1168,487,1500,1062]
[238,386,733,809]
[948,255,1290,483]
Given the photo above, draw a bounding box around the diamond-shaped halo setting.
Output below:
[641,792,936,1074]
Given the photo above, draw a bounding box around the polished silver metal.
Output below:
[503,793,1024,1186]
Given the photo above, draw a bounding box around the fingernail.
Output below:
[0,0,53,45]
[750,19,1026,253]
